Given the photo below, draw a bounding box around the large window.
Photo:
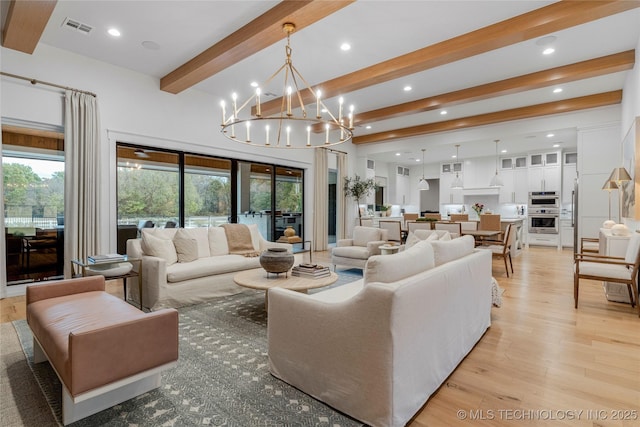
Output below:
[3,130,65,284]
[116,144,304,249]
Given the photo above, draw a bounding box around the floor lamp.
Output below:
[608,167,632,223]
[602,179,618,220]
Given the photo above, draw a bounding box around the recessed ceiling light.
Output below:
[553,88,563,93]
[107,28,121,37]
[250,82,259,88]
[141,40,160,50]
[546,133,555,138]
[340,42,351,51]
[501,149,507,153]
[416,158,421,162]
[553,143,561,148]
[395,153,401,156]
[403,86,412,92]
[440,110,447,115]
[543,47,555,55]
[365,125,372,129]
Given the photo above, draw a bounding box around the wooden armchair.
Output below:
[478,223,515,277]
[574,233,640,317]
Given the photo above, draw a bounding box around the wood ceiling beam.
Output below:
[352,91,622,145]
[1,0,57,54]
[260,0,639,116]
[355,50,635,126]
[160,0,354,94]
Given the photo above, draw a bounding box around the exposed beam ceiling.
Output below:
[1,0,57,54]
[160,0,354,94]
[258,0,639,117]
[353,50,635,129]
[353,91,623,145]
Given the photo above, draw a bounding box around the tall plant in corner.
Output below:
[344,175,376,218]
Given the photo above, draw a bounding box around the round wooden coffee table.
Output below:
[233,268,338,310]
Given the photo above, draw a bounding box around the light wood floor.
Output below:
[2,247,639,426]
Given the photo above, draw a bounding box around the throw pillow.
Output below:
[208,226,230,256]
[430,235,475,266]
[173,237,199,263]
[175,228,210,258]
[405,232,420,249]
[426,232,439,241]
[364,240,435,284]
[439,232,452,241]
[141,232,178,265]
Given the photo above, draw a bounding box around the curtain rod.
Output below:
[0,71,97,97]
[319,146,348,155]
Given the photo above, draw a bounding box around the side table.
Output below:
[71,258,143,310]
[379,244,401,255]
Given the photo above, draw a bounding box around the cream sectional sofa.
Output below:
[268,235,492,427]
[127,224,294,310]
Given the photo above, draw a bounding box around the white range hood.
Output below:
[462,187,500,196]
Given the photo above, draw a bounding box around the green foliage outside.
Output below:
[3,163,64,217]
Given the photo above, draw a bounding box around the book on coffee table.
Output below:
[292,264,331,278]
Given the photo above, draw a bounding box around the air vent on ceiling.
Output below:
[367,159,375,170]
[62,17,93,35]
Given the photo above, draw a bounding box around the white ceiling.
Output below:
[21,1,640,165]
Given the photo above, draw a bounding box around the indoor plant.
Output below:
[344,175,376,218]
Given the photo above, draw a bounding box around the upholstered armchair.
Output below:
[332,226,388,271]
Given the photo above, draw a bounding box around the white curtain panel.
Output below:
[313,148,328,251]
[337,151,348,240]
[64,90,101,278]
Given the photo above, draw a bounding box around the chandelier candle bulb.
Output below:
[349,105,354,128]
[338,97,344,122]
[286,126,291,146]
[306,126,311,146]
[246,121,251,142]
[232,93,238,120]
[325,124,330,144]
[255,88,261,117]
[287,86,292,116]
[231,124,235,139]
[316,90,321,118]
[265,125,270,146]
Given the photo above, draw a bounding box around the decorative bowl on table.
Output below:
[260,247,294,274]
[85,262,133,277]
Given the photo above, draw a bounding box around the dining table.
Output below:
[461,229,502,245]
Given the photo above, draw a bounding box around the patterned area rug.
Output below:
[12,270,365,426]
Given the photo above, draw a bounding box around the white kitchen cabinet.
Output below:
[560,219,574,248]
[530,151,560,167]
[528,163,561,192]
[499,166,528,204]
[439,171,463,204]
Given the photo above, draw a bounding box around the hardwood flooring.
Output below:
[2,247,638,426]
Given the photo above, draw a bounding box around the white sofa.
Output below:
[268,235,492,427]
[126,224,294,310]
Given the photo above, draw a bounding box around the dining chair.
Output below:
[402,213,419,229]
[359,218,375,227]
[378,220,402,243]
[450,213,469,222]
[407,221,433,233]
[574,232,640,317]
[460,221,477,231]
[434,221,462,238]
[479,223,515,277]
[479,214,501,231]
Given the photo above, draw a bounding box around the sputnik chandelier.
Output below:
[220,23,354,148]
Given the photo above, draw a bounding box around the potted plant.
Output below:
[380,203,392,216]
[344,175,376,218]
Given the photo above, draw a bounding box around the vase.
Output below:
[386,210,391,216]
[260,247,294,274]
[284,226,296,237]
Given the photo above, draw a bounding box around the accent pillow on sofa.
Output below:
[430,235,475,266]
[173,237,199,263]
[141,232,178,265]
[175,228,210,258]
[208,227,230,256]
[364,240,435,284]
